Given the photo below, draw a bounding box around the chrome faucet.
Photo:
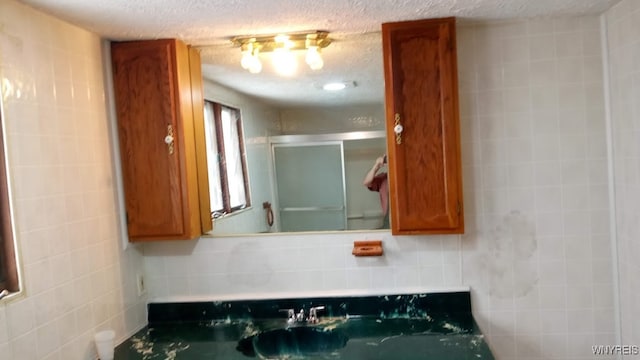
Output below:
[279,306,325,324]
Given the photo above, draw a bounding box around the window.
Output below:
[203,101,251,218]
[0,109,18,298]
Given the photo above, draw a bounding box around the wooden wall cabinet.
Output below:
[382,17,464,235]
[111,39,212,241]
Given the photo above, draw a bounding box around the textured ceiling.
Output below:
[19,0,620,107]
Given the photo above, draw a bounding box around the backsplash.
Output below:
[143,232,462,300]
[0,1,147,359]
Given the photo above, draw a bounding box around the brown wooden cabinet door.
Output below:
[382,17,464,235]
[112,39,206,240]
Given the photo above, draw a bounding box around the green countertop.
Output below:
[114,291,494,360]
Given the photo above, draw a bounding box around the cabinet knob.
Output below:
[165,124,175,155]
[394,113,403,144]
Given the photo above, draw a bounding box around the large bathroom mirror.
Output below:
[197,32,387,235]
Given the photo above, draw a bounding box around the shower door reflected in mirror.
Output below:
[273,142,346,232]
[269,132,388,233]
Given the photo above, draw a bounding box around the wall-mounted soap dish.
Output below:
[352,240,383,256]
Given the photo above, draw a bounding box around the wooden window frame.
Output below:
[206,100,251,218]
[0,110,18,295]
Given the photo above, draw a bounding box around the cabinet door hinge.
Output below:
[456,201,461,216]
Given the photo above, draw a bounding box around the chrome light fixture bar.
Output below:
[232,31,331,75]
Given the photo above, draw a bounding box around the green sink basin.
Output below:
[237,326,348,358]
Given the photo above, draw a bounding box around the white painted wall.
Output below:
[279,104,384,134]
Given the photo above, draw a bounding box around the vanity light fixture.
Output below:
[232,31,331,75]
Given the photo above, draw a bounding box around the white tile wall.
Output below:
[142,16,619,360]
[143,232,463,301]
[0,1,147,359]
[459,17,617,359]
[606,0,640,353]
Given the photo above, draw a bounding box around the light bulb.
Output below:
[248,55,262,74]
[240,42,255,69]
[305,46,324,70]
[272,48,297,76]
[241,50,253,70]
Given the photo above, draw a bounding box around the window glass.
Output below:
[203,102,224,212]
[221,107,247,209]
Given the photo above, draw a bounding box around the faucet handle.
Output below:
[296,309,306,322]
[279,308,296,323]
[308,306,325,323]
